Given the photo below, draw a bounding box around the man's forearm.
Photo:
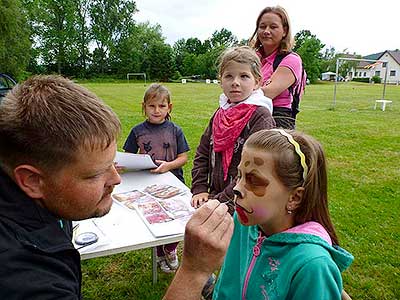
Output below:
[163,266,210,300]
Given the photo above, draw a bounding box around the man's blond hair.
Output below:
[0,75,121,173]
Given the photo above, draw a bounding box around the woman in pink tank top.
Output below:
[249,6,304,129]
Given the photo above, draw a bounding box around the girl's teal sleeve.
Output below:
[288,256,343,300]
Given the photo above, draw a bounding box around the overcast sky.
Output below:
[134,0,399,56]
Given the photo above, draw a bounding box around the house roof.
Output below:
[356,50,400,68]
[364,52,384,60]
[383,49,400,65]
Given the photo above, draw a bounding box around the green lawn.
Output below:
[80,81,400,300]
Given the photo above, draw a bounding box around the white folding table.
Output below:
[74,171,191,284]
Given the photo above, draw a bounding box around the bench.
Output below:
[374,100,392,111]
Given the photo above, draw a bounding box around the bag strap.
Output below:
[272,51,306,97]
[272,51,305,119]
[272,52,291,72]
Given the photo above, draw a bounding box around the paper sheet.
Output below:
[115,151,157,170]
[113,183,194,237]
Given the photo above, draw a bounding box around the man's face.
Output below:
[39,142,121,220]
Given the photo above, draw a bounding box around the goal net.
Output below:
[127,73,147,84]
[332,57,389,110]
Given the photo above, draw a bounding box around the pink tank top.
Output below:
[260,50,303,109]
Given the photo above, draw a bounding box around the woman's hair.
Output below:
[245,129,339,245]
[0,75,121,174]
[249,6,294,57]
[217,46,262,81]
[142,83,172,120]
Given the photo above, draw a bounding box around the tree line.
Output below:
[1,0,355,83]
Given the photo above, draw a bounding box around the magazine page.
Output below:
[115,151,157,171]
[113,183,194,237]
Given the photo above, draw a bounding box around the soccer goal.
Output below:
[332,57,389,109]
[127,73,147,85]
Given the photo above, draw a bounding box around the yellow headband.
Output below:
[271,129,308,183]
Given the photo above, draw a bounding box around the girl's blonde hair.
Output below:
[217,46,262,81]
[249,6,294,57]
[245,129,339,245]
[142,83,172,120]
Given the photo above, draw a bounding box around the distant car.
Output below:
[0,73,17,103]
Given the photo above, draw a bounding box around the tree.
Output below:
[320,46,337,73]
[90,0,137,74]
[33,0,81,75]
[185,37,204,55]
[172,38,187,75]
[73,0,92,77]
[172,29,237,78]
[294,30,325,83]
[108,21,173,79]
[182,53,197,76]
[0,0,31,78]
[210,28,238,48]
[195,47,222,79]
[146,42,175,81]
[238,38,248,46]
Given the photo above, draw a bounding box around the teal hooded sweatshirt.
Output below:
[213,214,353,300]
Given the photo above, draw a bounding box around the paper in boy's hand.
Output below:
[114,151,157,171]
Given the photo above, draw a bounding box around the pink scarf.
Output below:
[212,103,257,180]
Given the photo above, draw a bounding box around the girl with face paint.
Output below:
[213,129,354,300]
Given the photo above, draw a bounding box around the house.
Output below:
[350,50,400,84]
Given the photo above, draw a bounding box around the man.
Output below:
[0,75,233,299]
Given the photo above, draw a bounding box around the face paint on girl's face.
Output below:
[235,202,254,224]
[236,204,249,223]
[243,167,269,197]
[253,205,269,219]
[234,146,293,235]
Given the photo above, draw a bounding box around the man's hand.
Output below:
[163,200,234,300]
[182,199,234,275]
[191,192,209,208]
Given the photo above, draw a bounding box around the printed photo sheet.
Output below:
[112,184,194,237]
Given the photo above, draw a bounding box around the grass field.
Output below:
[80,81,400,300]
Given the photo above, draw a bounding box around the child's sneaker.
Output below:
[157,256,174,273]
[164,249,179,270]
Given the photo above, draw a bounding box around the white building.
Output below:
[350,50,400,84]
[321,71,337,81]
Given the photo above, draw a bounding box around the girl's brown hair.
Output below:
[142,83,172,120]
[217,46,262,81]
[249,6,294,57]
[245,129,339,245]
